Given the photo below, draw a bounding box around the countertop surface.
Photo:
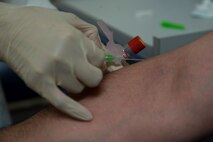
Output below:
[53,0,213,46]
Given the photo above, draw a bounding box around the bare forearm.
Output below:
[0,32,213,142]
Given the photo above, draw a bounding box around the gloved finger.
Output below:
[67,14,103,49]
[57,69,84,94]
[82,27,103,50]
[54,60,84,93]
[75,61,103,87]
[84,37,105,67]
[42,83,93,121]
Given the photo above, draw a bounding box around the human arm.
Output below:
[0,32,213,142]
[0,2,105,120]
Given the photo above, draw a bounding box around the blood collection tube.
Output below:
[123,36,146,58]
[104,36,146,64]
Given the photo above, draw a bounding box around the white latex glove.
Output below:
[0,3,105,120]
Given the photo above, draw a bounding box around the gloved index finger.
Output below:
[67,14,103,49]
[83,35,105,67]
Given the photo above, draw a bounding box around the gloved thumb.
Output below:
[42,83,93,121]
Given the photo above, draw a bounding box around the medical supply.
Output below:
[97,20,124,57]
[97,20,145,65]
[104,54,115,63]
[123,36,146,58]
[104,54,143,63]
[161,21,185,30]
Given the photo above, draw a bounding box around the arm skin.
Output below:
[0,33,213,142]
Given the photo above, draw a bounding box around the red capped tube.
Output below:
[123,36,146,58]
[128,36,146,54]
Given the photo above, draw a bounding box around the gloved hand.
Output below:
[0,3,105,120]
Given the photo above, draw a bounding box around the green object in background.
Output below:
[161,21,185,30]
